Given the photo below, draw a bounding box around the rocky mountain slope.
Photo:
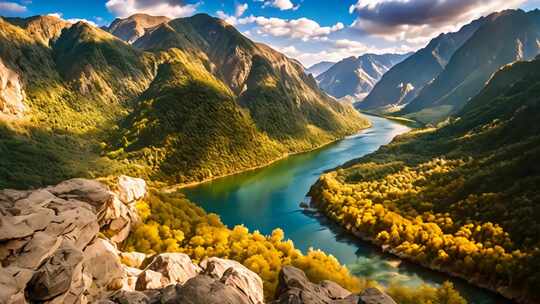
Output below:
[360,16,485,112]
[0,13,368,189]
[317,53,410,102]
[105,13,170,44]
[401,9,540,123]
[309,54,540,303]
[0,176,397,304]
[306,61,335,77]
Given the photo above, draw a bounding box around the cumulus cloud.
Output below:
[105,0,198,18]
[47,12,98,27]
[350,0,527,43]
[262,0,299,11]
[0,1,27,15]
[235,3,248,17]
[238,15,343,41]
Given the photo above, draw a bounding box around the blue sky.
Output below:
[1,0,539,66]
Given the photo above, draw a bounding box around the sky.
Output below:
[1,0,539,67]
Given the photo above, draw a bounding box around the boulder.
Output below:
[117,176,147,204]
[136,270,169,291]
[0,177,147,303]
[201,257,264,304]
[25,243,83,301]
[358,288,397,304]
[120,251,146,268]
[146,253,200,285]
[162,275,254,304]
[273,266,358,304]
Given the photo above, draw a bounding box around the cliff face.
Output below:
[0,58,25,117]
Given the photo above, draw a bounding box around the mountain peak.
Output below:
[107,13,170,43]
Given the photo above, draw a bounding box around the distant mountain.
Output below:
[306,61,335,77]
[317,53,410,101]
[360,16,486,112]
[0,13,368,188]
[402,9,540,123]
[105,13,170,43]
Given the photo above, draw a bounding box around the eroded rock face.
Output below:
[272,266,358,304]
[0,58,25,118]
[0,177,147,303]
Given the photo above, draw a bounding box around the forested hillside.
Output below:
[0,13,368,189]
[310,56,540,303]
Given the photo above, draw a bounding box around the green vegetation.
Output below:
[0,14,368,189]
[123,188,367,299]
[122,187,467,303]
[310,57,540,302]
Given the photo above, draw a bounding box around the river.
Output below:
[182,115,510,304]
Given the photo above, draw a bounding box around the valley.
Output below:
[1,3,539,304]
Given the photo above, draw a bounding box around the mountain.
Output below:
[0,13,368,188]
[306,61,335,77]
[131,14,368,152]
[401,9,540,123]
[360,16,486,112]
[316,53,410,102]
[105,13,170,43]
[309,55,540,303]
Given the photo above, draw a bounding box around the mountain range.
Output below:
[0,13,368,188]
[360,9,540,124]
[306,61,335,77]
[316,53,410,102]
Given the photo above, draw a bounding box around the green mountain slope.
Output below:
[309,56,540,303]
[1,14,368,189]
[403,9,540,123]
[359,17,484,112]
[133,14,369,150]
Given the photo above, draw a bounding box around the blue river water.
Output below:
[182,115,510,304]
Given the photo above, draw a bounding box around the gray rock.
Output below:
[163,275,253,304]
[25,243,83,301]
[273,266,357,304]
[358,288,397,304]
[117,175,147,204]
[146,253,200,285]
[0,58,26,118]
[201,257,264,304]
[136,269,169,291]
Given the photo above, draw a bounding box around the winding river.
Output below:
[182,115,510,304]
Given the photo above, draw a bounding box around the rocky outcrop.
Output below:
[0,176,266,304]
[0,58,25,118]
[272,266,358,304]
[272,266,396,304]
[0,176,146,303]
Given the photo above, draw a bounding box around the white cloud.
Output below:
[0,1,27,14]
[237,15,343,41]
[262,0,299,11]
[47,12,98,27]
[349,0,527,43]
[235,3,248,17]
[105,0,198,19]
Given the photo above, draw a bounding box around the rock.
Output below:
[163,274,253,304]
[358,288,397,304]
[136,270,169,291]
[0,58,25,118]
[0,177,147,304]
[146,253,200,285]
[117,175,147,204]
[108,290,152,304]
[201,257,264,304]
[25,243,84,301]
[273,266,358,304]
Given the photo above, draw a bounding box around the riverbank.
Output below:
[165,120,373,192]
[302,195,523,303]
